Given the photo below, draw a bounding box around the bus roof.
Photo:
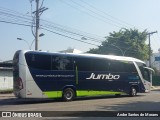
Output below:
[21,50,145,64]
[78,53,145,63]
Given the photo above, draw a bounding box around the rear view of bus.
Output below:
[13,50,23,98]
[13,50,31,98]
[13,50,46,98]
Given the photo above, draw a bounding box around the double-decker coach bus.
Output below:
[13,50,152,101]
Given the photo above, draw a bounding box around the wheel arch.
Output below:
[130,85,139,93]
[62,85,77,96]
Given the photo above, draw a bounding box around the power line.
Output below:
[0,8,148,46]
[0,20,31,27]
[0,11,100,46]
[41,28,99,46]
[0,19,99,46]
[0,19,140,55]
[0,6,113,43]
[62,0,144,30]
[0,6,102,45]
[42,28,139,54]
[0,9,145,47]
[79,0,138,29]
[41,19,105,40]
[0,6,150,55]
[70,0,128,28]
[41,20,104,43]
[60,0,122,28]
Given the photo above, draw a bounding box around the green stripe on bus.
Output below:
[76,90,123,97]
[43,90,123,98]
[43,91,62,98]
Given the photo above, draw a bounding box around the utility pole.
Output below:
[147,31,157,67]
[33,0,48,51]
[35,0,39,51]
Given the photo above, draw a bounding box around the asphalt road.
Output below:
[0,91,160,120]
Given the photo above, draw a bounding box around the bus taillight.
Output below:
[18,77,23,90]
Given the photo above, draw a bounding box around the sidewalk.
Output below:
[0,93,15,98]
[151,86,160,91]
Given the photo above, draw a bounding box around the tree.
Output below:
[88,28,150,60]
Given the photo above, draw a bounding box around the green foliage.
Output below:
[152,76,160,86]
[0,89,13,94]
[88,28,150,60]
[152,67,160,76]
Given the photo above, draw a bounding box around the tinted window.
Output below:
[92,58,108,71]
[137,62,150,81]
[74,57,91,71]
[123,61,137,72]
[74,57,109,71]
[109,60,137,73]
[52,55,73,70]
[143,69,150,81]
[25,53,51,70]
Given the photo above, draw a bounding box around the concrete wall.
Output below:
[0,69,13,90]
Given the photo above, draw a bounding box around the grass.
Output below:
[0,89,13,94]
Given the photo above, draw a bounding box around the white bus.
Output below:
[13,50,152,101]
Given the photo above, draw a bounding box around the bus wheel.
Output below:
[63,88,75,101]
[115,94,121,97]
[129,87,137,97]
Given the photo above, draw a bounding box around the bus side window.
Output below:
[124,62,137,73]
[109,60,137,73]
[52,55,73,70]
[25,53,51,70]
[109,60,125,73]
[136,62,149,81]
[92,59,108,71]
[74,57,92,71]
[143,69,150,81]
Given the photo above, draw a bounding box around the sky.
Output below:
[0,0,160,61]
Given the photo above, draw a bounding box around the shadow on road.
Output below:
[97,99,160,111]
[0,98,57,106]
[0,94,145,106]
[75,94,145,102]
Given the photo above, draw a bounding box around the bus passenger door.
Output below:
[143,67,153,92]
[108,60,125,92]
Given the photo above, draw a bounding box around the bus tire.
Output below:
[63,88,75,101]
[129,87,137,97]
[115,94,121,97]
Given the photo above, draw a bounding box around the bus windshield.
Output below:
[136,62,150,81]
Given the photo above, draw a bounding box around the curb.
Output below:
[151,89,160,91]
[0,93,14,98]
[151,86,160,91]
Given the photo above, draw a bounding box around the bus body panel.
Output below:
[25,67,47,98]
[13,50,151,99]
[27,67,144,98]
[13,51,48,98]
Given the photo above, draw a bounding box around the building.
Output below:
[0,60,13,90]
[58,48,83,54]
[150,49,160,73]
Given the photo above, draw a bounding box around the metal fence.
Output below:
[153,76,160,86]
